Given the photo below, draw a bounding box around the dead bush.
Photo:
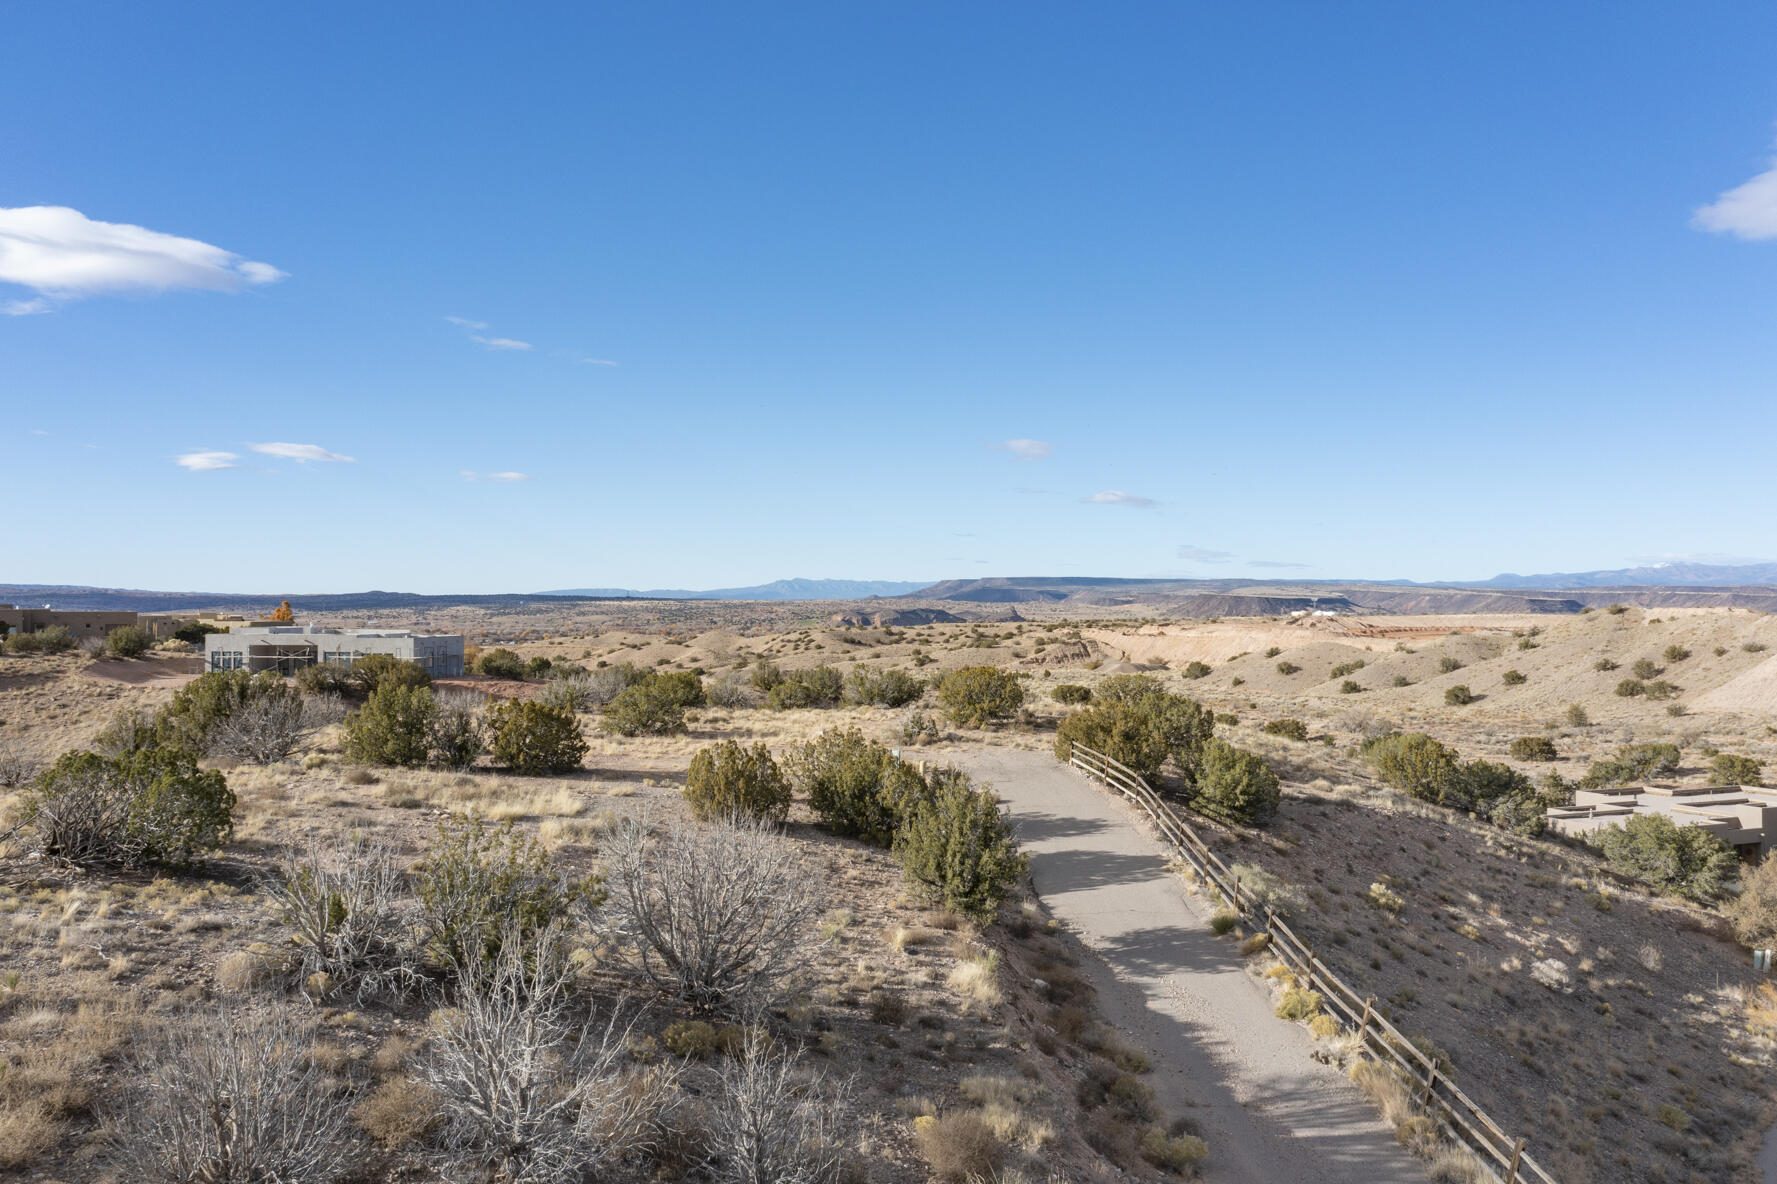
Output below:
[265,840,422,1002]
[606,815,823,1014]
[707,1032,852,1184]
[105,1005,358,1184]
[354,1075,445,1148]
[424,934,678,1184]
[207,685,314,764]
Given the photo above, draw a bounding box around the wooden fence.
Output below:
[1063,741,1558,1184]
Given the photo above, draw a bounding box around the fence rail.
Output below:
[1063,741,1556,1184]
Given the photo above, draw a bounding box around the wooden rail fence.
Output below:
[1063,740,1557,1184]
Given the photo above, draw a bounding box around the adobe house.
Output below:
[1546,784,1777,862]
[203,624,465,677]
[0,604,138,640]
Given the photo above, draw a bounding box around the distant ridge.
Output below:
[538,578,932,601]
[1466,562,1777,589]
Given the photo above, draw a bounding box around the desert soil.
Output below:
[951,746,1423,1184]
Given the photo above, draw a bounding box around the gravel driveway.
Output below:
[948,747,1425,1184]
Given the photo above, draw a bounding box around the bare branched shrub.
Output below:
[706,675,762,709]
[265,840,422,1002]
[208,691,314,764]
[606,815,823,1014]
[106,1005,358,1184]
[584,664,646,706]
[424,933,677,1184]
[0,744,39,788]
[431,689,486,770]
[303,691,351,728]
[707,1032,852,1184]
[537,676,595,714]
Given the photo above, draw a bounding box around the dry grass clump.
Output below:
[914,1109,1004,1181]
[946,950,1003,1010]
[354,1075,445,1148]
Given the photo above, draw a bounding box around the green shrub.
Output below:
[1053,689,1215,782]
[1276,987,1322,1021]
[1391,674,1411,687]
[1,631,43,653]
[787,727,925,846]
[1182,661,1211,680]
[1209,909,1238,935]
[1194,739,1280,825]
[34,625,75,653]
[893,772,1027,923]
[1501,669,1526,686]
[935,666,1025,727]
[1745,641,1768,654]
[1052,684,1092,705]
[1487,791,1548,837]
[1275,661,1301,675]
[294,663,353,696]
[1443,759,1531,812]
[104,625,153,658]
[846,665,924,707]
[1711,753,1764,786]
[1606,603,1627,615]
[1643,679,1681,701]
[1330,660,1366,679]
[1338,679,1362,694]
[1564,703,1590,726]
[1139,1126,1208,1171]
[1508,736,1558,762]
[1262,718,1309,741]
[1631,658,1660,680]
[1615,678,1645,697]
[24,746,234,868]
[1361,732,1458,803]
[647,670,706,708]
[748,659,784,692]
[1663,645,1691,663]
[1593,814,1736,902]
[1437,656,1462,673]
[160,669,291,750]
[172,620,224,646]
[348,652,431,696]
[1618,742,1682,778]
[415,814,596,972]
[475,648,527,680]
[525,656,553,679]
[764,665,844,709]
[486,699,586,774]
[1263,646,1282,658]
[1444,684,1474,706]
[684,740,791,823]
[1517,637,1538,651]
[1593,658,1619,672]
[344,683,439,767]
[602,676,691,735]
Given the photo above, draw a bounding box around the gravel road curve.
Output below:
[948,746,1426,1184]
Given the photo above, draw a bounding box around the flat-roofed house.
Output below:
[1547,783,1777,862]
[203,624,464,677]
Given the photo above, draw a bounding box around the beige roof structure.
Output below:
[1546,783,1777,859]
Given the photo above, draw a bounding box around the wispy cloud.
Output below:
[177,450,239,472]
[444,315,488,330]
[1247,559,1311,569]
[475,335,532,351]
[250,442,354,463]
[461,470,533,483]
[1083,490,1158,508]
[1177,545,1235,563]
[1694,148,1777,240]
[995,438,1053,461]
[0,206,285,313]
[578,356,618,366]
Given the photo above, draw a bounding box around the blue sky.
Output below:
[5,3,1777,593]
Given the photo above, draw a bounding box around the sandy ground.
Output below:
[950,747,1425,1184]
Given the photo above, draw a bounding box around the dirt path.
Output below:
[948,747,1425,1184]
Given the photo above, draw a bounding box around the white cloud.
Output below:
[177,450,239,472]
[1084,490,1158,508]
[1247,559,1311,569]
[461,470,533,482]
[473,335,532,351]
[444,315,488,329]
[578,356,619,366]
[0,206,285,311]
[1694,153,1777,240]
[249,442,354,463]
[1177,545,1235,563]
[996,438,1053,461]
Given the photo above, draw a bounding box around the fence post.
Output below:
[1359,996,1373,1045]
[1506,1137,1524,1184]
[1232,876,1241,914]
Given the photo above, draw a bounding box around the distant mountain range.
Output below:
[537,578,932,601]
[1466,562,1777,589]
